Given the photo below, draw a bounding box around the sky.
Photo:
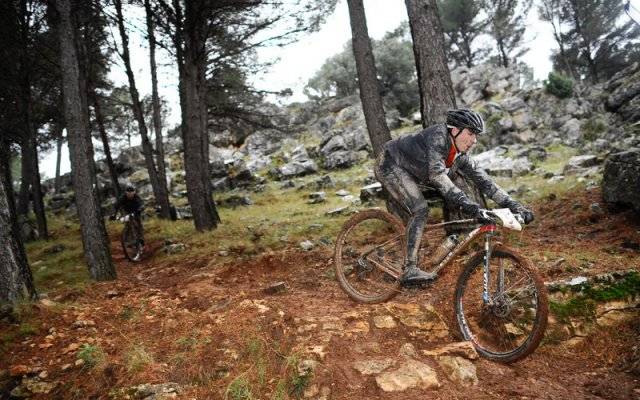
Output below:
[40,0,640,179]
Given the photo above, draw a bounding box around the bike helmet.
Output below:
[446,108,485,135]
[125,185,136,192]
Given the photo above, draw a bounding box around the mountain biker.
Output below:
[110,185,145,250]
[374,108,534,285]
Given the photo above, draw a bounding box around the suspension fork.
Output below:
[482,230,495,305]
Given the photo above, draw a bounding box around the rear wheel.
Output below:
[121,220,142,262]
[454,245,548,363]
[334,209,404,303]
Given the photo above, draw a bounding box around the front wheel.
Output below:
[121,220,142,262]
[454,245,548,363]
[334,209,405,304]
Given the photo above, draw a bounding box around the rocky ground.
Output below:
[1,186,639,399]
[4,61,640,399]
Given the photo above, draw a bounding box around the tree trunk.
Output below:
[178,0,219,231]
[52,0,115,281]
[27,130,48,239]
[497,37,509,67]
[92,93,121,198]
[144,0,171,218]
[54,125,64,193]
[346,0,392,158]
[404,0,456,127]
[114,0,171,219]
[0,139,37,303]
[16,144,32,216]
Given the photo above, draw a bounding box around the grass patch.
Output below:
[225,376,253,400]
[77,343,106,369]
[550,272,640,323]
[25,215,89,293]
[125,344,155,373]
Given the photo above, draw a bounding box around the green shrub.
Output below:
[77,344,105,369]
[544,71,573,98]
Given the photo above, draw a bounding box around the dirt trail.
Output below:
[1,188,639,399]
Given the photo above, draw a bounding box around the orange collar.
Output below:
[445,135,458,168]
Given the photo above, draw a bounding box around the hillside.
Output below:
[2,61,640,399]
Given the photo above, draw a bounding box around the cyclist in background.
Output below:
[110,185,145,250]
[374,109,534,286]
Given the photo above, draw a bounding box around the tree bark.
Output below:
[0,139,37,303]
[404,0,456,127]
[54,124,64,193]
[178,0,220,231]
[346,0,392,158]
[92,92,121,198]
[114,0,171,219]
[52,0,116,281]
[144,0,171,218]
[16,144,33,216]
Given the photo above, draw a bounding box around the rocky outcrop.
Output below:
[605,62,640,123]
[602,148,640,212]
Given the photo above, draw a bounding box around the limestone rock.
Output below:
[422,341,479,360]
[352,358,395,375]
[375,359,440,392]
[437,356,478,386]
[373,315,397,329]
[603,148,640,212]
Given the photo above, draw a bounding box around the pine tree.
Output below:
[561,0,640,82]
[438,0,488,68]
[482,0,532,68]
[346,0,392,158]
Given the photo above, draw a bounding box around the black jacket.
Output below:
[114,194,144,215]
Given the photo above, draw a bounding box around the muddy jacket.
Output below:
[384,123,514,216]
[114,194,144,215]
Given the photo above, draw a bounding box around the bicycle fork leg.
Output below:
[482,234,492,305]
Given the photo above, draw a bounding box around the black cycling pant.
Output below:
[374,150,428,267]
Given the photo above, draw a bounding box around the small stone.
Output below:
[39,299,57,308]
[308,191,326,204]
[299,240,314,251]
[74,359,85,367]
[106,290,120,298]
[352,358,395,375]
[373,315,397,329]
[164,243,187,254]
[437,356,478,386]
[61,364,72,371]
[9,365,29,377]
[335,189,350,197]
[263,281,287,295]
[62,343,80,354]
[38,370,48,379]
[326,206,349,216]
[218,250,229,256]
[422,342,479,360]
[399,343,417,358]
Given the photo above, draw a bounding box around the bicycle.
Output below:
[334,208,548,363]
[118,213,144,262]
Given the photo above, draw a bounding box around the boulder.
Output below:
[269,146,318,180]
[472,148,532,177]
[563,155,600,175]
[360,182,384,203]
[605,62,640,122]
[375,359,440,392]
[500,96,526,113]
[323,150,359,169]
[242,129,283,156]
[560,118,582,144]
[437,356,478,386]
[602,148,640,212]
